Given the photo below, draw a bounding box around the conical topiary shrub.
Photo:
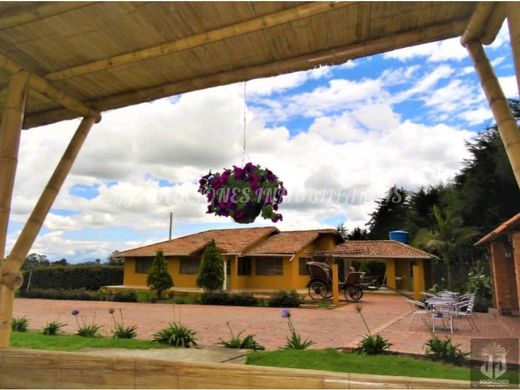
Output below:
[197,240,224,291]
[147,250,174,299]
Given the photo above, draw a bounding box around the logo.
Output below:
[471,338,518,388]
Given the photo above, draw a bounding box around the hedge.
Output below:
[18,288,137,302]
[21,266,123,291]
[201,290,259,306]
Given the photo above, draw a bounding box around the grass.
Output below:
[10,331,167,352]
[246,349,472,381]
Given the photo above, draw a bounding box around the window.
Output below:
[256,257,283,276]
[135,258,153,274]
[238,257,252,276]
[299,257,311,276]
[180,257,200,274]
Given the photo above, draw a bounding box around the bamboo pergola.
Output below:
[0,1,519,348]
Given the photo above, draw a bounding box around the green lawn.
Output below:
[246,349,471,381]
[10,331,166,352]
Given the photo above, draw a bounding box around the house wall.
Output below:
[490,239,519,314]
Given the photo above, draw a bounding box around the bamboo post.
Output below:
[0,71,29,261]
[0,71,29,349]
[332,263,339,305]
[0,115,98,348]
[466,40,520,187]
[506,3,520,97]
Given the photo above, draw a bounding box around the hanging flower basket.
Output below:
[198,162,287,224]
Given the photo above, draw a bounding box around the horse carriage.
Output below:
[306,261,364,301]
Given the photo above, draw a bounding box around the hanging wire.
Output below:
[241,81,251,166]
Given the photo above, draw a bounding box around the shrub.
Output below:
[72,309,102,337]
[201,290,231,305]
[424,335,468,365]
[268,290,302,307]
[42,320,66,335]
[281,309,314,350]
[357,334,392,355]
[231,292,258,306]
[19,288,101,301]
[110,291,138,302]
[109,308,137,339]
[20,266,123,290]
[466,267,493,313]
[147,250,174,299]
[354,305,392,355]
[153,322,197,347]
[197,240,224,290]
[11,316,28,332]
[219,322,265,351]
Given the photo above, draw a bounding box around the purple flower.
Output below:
[233,166,245,179]
[244,162,255,172]
[271,214,283,223]
[71,309,79,316]
[281,309,291,318]
[266,170,278,182]
[234,210,245,220]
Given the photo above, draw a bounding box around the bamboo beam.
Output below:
[0,71,29,261]
[0,2,94,31]
[0,54,100,122]
[481,3,506,45]
[461,2,496,45]
[0,116,97,348]
[46,1,353,81]
[466,40,520,187]
[24,17,468,129]
[506,3,520,97]
[0,71,29,348]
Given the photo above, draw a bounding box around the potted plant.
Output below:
[198,162,287,224]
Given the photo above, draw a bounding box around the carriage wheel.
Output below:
[308,280,329,301]
[344,287,363,301]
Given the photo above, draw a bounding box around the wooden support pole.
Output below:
[466,40,520,187]
[46,1,352,81]
[0,71,29,349]
[332,263,339,305]
[0,116,97,348]
[506,3,520,97]
[0,54,100,122]
[461,3,505,46]
[0,71,29,261]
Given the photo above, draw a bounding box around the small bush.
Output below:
[425,335,468,366]
[76,323,102,337]
[153,322,197,347]
[11,316,28,332]
[231,292,258,306]
[147,250,174,299]
[281,309,314,350]
[201,290,231,305]
[268,290,302,307]
[110,291,138,302]
[357,334,392,355]
[197,240,224,290]
[42,320,67,336]
[109,308,137,339]
[219,322,265,351]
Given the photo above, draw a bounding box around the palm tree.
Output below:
[413,205,479,288]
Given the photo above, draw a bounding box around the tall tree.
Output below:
[147,250,174,299]
[366,186,408,239]
[197,240,224,291]
[336,223,348,240]
[452,99,520,234]
[405,185,448,238]
[347,227,369,240]
[22,253,50,270]
[413,205,479,288]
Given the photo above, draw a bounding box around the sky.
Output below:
[6,23,519,262]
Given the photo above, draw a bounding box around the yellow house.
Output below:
[115,226,434,296]
[115,227,342,292]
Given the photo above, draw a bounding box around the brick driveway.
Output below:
[13,295,519,356]
[13,295,407,349]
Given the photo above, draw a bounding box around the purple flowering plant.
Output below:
[198,162,287,224]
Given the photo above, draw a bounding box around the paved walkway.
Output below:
[13,295,519,358]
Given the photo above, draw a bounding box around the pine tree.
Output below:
[197,240,224,291]
[147,250,173,299]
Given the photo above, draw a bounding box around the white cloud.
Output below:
[499,76,519,98]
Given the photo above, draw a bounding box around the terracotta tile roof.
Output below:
[328,240,436,259]
[475,213,520,246]
[245,229,341,255]
[115,227,278,257]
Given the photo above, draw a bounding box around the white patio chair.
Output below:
[431,303,454,334]
[407,299,429,330]
[454,298,479,331]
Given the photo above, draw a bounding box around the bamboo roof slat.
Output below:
[0,1,484,129]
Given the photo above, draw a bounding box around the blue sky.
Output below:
[7,23,518,262]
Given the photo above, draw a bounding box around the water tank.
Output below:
[389,230,409,244]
